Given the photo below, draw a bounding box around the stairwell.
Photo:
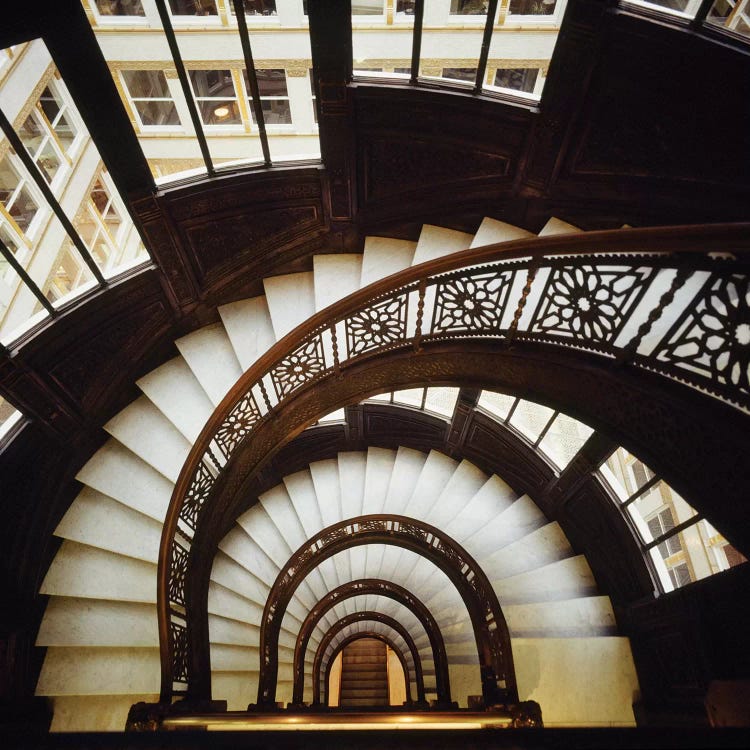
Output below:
[338,638,389,708]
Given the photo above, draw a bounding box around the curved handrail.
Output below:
[158,222,750,700]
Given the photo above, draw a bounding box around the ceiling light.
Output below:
[214,105,230,119]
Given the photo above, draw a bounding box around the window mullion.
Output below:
[645,515,703,552]
[621,473,661,509]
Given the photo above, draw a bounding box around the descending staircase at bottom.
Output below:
[338,638,389,708]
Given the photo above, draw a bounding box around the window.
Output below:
[167,0,218,16]
[94,0,145,15]
[189,70,242,126]
[441,67,477,83]
[493,68,539,94]
[121,70,181,128]
[708,0,750,38]
[352,1,384,14]
[509,0,558,14]
[396,1,417,14]
[450,0,489,14]
[0,157,41,238]
[75,176,123,270]
[38,86,77,153]
[231,0,277,14]
[598,446,747,592]
[244,69,291,125]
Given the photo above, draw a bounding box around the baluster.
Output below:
[413,281,427,353]
[258,378,273,412]
[506,262,539,345]
[330,323,342,378]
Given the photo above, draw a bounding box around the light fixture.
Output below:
[213,105,230,119]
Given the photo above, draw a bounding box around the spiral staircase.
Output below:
[33,217,641,731]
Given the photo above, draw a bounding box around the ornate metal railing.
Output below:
[158,223,750,701]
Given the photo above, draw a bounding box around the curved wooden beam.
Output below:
[255,515,514,709]
[291,579,449,706]
[311,614,420,708]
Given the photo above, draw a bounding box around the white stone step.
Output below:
[136,356,214,444]
[426,458,488,530]
[505,596,616,637]
[470,218,534,248]
[237,504,291,569]
[175,322,243,406]
[360,236,416,287]
[442,474,517,543]
[463,494,547,560]
[382,447,427,515]
[403,449,458,519]
[493,555,599,605]
[284,469,324,538]
[362,446,396,516]
[263,271,316,340]
[54,487,162,564]
[103,396,191,483]
[36,647,160,695]
[218,296,276,372]
[75,440,174,523]
[208,581,264,626]
[309,458,343,528]
[40,541,156,603]
[484,521,573,579]
[313,254,363,311]
[538,217,581,236]
[411,224,473,265]
[219,526,280,589]
[49,695,159,732]
[37,598,157,647]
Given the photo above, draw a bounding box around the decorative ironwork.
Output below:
[652,274,750,396]
[432,269,514,334]
[167,542,189,608]
[346,293,409,356]
[214,393,262,456]
[291,579,449,706]
[170,620,189,684]
[270,336,327,399]
[530,264,653,344]
[157,225,750,703]
[257,515,515,708]
[313,613,420,707]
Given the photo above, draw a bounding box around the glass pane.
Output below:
[168,0,218,16]
[707,0,750,40]
[236,1,278,14]
[53,111,76,151]
[392,388,424,408]
[35,142,63,184]
[628,481,696,544]
[0,258,50,342]
[261,99,291,125]
[493,68,539,93]
[538,412,594,469]
[424,387,460,418]
[508,398,555,442]
[442,67,477,84]
[601,447,655,501]
[0,395,22,438]
[318,408,346,423]
[198,99,242,126]
[450,0,488,14]
[477,390,515,421]
[95,0,145,15]
[352,0,384,14]
[367,392,392,402]
[18,115,44,156]
[38,86,61,123]
[509,0,559,14]
[122,69,172,99]
[396,1,417,15]
[132,99,180,127]
[46,240,96,303]
[256,69,289,98]
[189,69,234,98]
[0,223,23,259]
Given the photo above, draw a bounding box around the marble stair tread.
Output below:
[263,271,316,340]
[484,521,573,579]
[237,504,291,568]
[49,695,160,732]
[492,555,600,605]
[463,494,547,560]
[37,598,157,647]
[35,647,160,696]
[313,254,363,311]
[309,458,344,528]
[175,322,243,406]
[219,526,280,588]
[75,439,173,523]
[538,217,581,236]
[360,236,417,287]
[218,296,276,372]
[505,596,617,637]
[338,451,367,520]
[470,218,534,248]
[103,395,190,482]
[40,541,156,603]
[362,447,397,516]
[411,224,473,265]
[426,459,488,530]
[442,474,517,542]
[54,487,162,564]
[136,356,214,443]
[403,449,459,520]
[382,447,427,514]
